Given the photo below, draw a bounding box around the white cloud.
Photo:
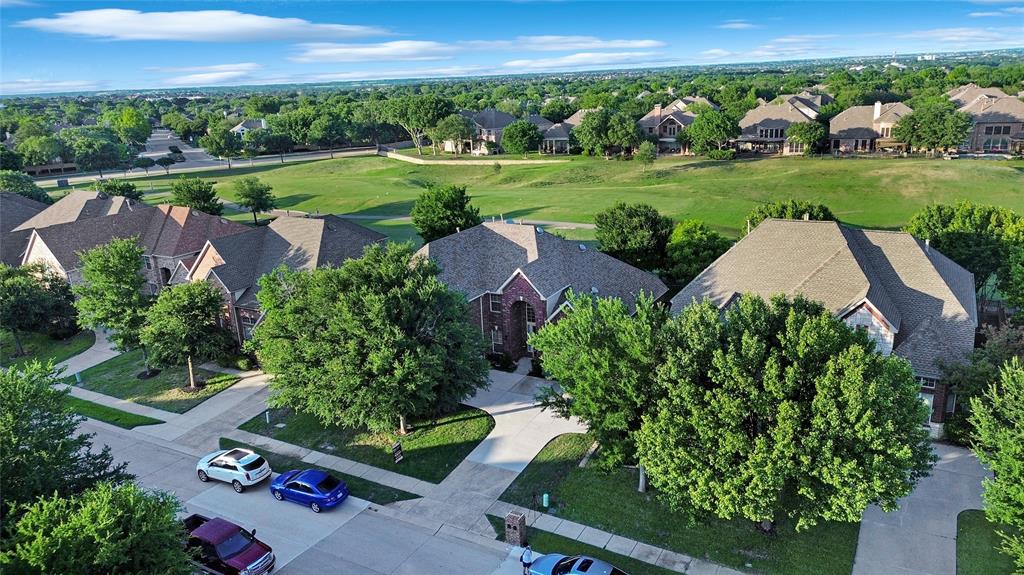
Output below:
[969,6,1024,15]
[1005,7,1024,13]
[717,20,759,30]
[773,34,839,43]
[502,51,662,71]
[291,41,455,63]
[969,11,1005,16]
[18,9,385,42]
[310,66,485,82]
[147,63,264,86]
[1,78,100,95]
[898,26,1024,45]
[699,48,734,60]
[464,36,664,51]
[0,0,37,7]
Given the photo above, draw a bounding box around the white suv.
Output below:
[196,448,272,493]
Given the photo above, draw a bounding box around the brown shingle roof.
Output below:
[14,190,138,232]
[957,95,1024,124]
[0,192,47,265]
[946,83,1008,107]
[670,219,976,378]
[416,222,668,318]
[829,102,912,140]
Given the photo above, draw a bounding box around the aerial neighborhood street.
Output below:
[2,2,1024,575]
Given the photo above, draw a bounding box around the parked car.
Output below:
[169,152,186,163]
[196,448,271,493]
[530,554,628,575]
[168,145,182,154]
[270,469,349,513]
[183,514,275,575]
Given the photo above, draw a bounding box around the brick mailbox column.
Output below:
[505,511,528,546]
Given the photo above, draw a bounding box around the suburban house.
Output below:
[173,215,385,343]
[0,192,48,266]
[443,108,517,155]
[637,96,720,153]
[524,114,572,154]
[415,221,668,360]
[670,218,977,434]
[947,84,1024,153]
[737,91,833,155]
[229,118,268,136]
[21,201,248,292]
[829,101,913,153]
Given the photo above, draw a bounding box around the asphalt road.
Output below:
[82,421,517,575]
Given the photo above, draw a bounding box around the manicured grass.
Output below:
[74,350,239,414]
[219,437,418,506]
[501,433,858,575]
[240,404,495,483]
[64,395,163,429]
[485,514,679,575]
[60,155,1024,238]
[957,510,1018,575]
[1,330,95,369]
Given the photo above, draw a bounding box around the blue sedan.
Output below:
[529,554,628,575]
[269,469,349,513]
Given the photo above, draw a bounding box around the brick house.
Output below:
[443,108,517,155]
[737,91,833,155]
[415,222,668,360]
[670,218,977,435]
[947,84,1024,153]
[829,101,913,153]
[637,96,719,153]
[19,196,248,292]
[173,215,385,343]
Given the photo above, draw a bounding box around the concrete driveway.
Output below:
[853,443,988,575]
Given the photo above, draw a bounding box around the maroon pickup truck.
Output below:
[184,514,275,575]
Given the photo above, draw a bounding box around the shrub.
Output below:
[943,411,972,446]
[487,352,516,372]
[706,149,736,161]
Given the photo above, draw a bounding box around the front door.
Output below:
[525,304,537,354]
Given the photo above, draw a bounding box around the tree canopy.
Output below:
[233,176,276,225]
[0,170,52,204]
[141,281,226,390]
[785,122,826,154]
[170,176,222,215]
[0,263,77,356]
[893,99,972,152]
[594,202,673,272]
[410,184,483,243]
[501,120,542,155]
[382,95,454,155]
[249,242,489,434]
[665,219,733,285]
[93,178,141,200]
[687,110,739,154]
[746,199,837,231]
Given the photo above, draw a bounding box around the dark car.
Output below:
[530,554,628,575]
[270,469,349,513]
[184,514,275,575]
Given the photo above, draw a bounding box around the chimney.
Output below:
[873,101,882,120]
[653,103,662,119]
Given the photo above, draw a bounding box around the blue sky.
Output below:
[1,0,1022,95]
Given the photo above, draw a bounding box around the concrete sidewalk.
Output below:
[55,329,120,376]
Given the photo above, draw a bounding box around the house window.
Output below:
[647,127,654,134]
[832,139,840,149]
[945,392,957,414]
[144,257,152,270]
[880,127,891,138]
[919,392,935,421]
[490,329,503,353]
[525,304,537,323]
[917,376,937,390]
[489,293,502,313]
[788,142,804,153]
[758,127,783,139]
[240,313,258,340]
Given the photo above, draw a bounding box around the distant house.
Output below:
[525,114,571,154]
[829,101,913,153]
[637,96,720,153]
[0,192,48,266]
[174,215,385,343]
[20,196,248,293]
[670,218,977,434]
[415,221,668,360]
[737,91,833,155]
[443,108,517,155]
[229,119,268,137]
[947,84,1024,153]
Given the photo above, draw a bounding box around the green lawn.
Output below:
[53,155,1024,238]
[957,510,1018,575]
[239,404,495,483]
[74,350,239,414]
[65,395,163,429]
[219,438,418,506]
[485,515,679,575]
[501,434,859,575]
[1,330,95,369]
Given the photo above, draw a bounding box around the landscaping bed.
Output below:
[1,330,95,369]
[239,404,495,483]
[957,509,1017,575]
[74,350,239,413]
[485,515,679,575]
[219,438,418,506]
[500,433,859,575]
[65,396,163,429]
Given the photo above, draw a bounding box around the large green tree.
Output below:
[249,242,489,435]
[73,238,154,375]
[102,106,153,147]
[0,147,23,171]
[198,126,242,168]
[410,184,483,243]
[308,113,349,158]
[233,176,276,225]
[382,95,455,155]
[0,362,130,519]
[0,264,77,357]
[2,482,190,575]
[573,108,612,156]
[141,281,226,390]
[665,219,733,285]
[893,99,972,153]
[93,178,141,200]
[607,111,642,154]
[687,110,739,154]
[530,292,668,468]
[746,199,837,231]
[0,170,52,204]
[170,176,222,215]
[636,295,933,532]
[427,114,475,155]
[594,202,673,272]
[970,358,1024,571]
[16,135,65,166]
[785,122,826,155]
[634,140,657,171]
[501,120,542,156]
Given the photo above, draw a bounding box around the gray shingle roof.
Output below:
[13,190,137,232]
[0,192,47,265]
[670,219,976,378]
[526,114,554,131]
[542,123,571,140]
[472,108,517,130]
[829,103,912,140]
[738,98,818,138]
[415,222,668,318]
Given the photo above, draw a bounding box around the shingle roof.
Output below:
[526,114,554,131]
[13,190,138,232]
[670,219,977,378]
[472,108,517,130]
[957,95,1024,124]
[230,118,267,132]
[196,215,385,308]
[563,108,598,128]
[738,98,818,137]
[946,83,1008,107]
[416,222,668,318]
[31,204,248,272]
[829,102,912,140]
[542,123,571,140]
[0,192,48,265]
